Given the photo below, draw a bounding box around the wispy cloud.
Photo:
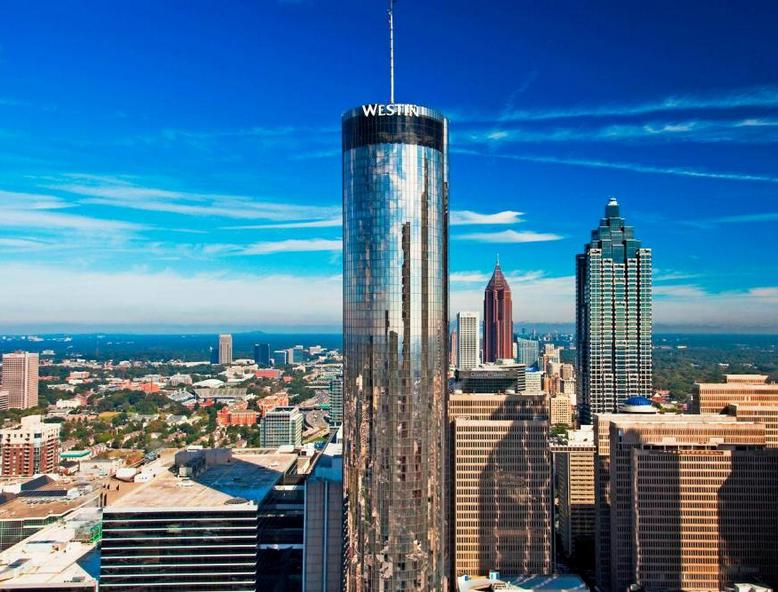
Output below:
[686,211,778,228]
[0,195,146,234]
[461,85,778,123]
[456,149,778,184]
[241,238,342,255]
[46,175,340,222]
[450,210,523,225]
[457,229,563,243]
[460,117,778,146]
[225,218,342,230]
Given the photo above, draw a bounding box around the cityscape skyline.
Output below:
[0,1,777,333]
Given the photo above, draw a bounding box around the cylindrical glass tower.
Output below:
[342,103,449,591]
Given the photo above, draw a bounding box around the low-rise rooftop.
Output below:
[107,448,298,511]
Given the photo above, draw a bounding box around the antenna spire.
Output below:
[388,0,395,103]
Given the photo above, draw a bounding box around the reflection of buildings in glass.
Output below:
[449,392,552,577]
[342,104,448,591]
[576,198,652,424]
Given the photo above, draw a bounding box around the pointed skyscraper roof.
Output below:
[486,257,511,291]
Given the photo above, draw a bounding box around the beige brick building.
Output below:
[549,394,573,427]
[690,374,777,414]
[449,393,551,578]
[551,426,595,559]
[1,352,39,410]
[594,413,778,592]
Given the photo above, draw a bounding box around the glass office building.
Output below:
[576,198,652,424]
[342,103,449,591]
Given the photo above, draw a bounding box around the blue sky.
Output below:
[0,0,776,332]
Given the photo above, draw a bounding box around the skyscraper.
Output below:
[254,343,271,366]
[483,260,513,363]
[516,337,540,368]
[449,392,552,577]
[218,334,233,365]
[342,100,449,590]
[456,311,479,370]
[576,198,652,424]
[1,352,39,409]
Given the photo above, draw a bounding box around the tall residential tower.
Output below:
[456,312,479,370]
[342,101,449,591]
[483,261,513,363]
[576,198,652,424]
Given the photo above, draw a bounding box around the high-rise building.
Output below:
[594,413,778,592]
[303,429,344,592]
[549,394,573,427]
[328,376,343,425]
[1,352,39,409]
[516,337,540,369]
[449,330,458,367]
[0,415,60,477]
[576,198,652,424]
[260,406,303,448]
[254,343,271,366]
[271,349,288,366]
[342,101,449,591]
[691,374,777,413]
[457,311,479,370]
[483,260,513,363]
[551,426,595,559]
[449,392,552,577]
[691,374,778,446]
[218,334,233,365]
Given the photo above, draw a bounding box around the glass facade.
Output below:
[100,508,259,592]
[576,198,653,424]
[342,104,448,591]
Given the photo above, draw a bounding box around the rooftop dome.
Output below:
[624,395,652,406]
[620,395,656,414]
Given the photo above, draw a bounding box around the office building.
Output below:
[457,311,480,370]
[576,198,652,424]
[303,429,344,592]
[342,101,449,590]
[483,260,513,363]
[260,406,303,448]
[449,329,458,366]
[328,376,343,425]
[449,392,552,577]
[551,427,595,560]
[594,413,778,592]
[549,394,573,427]
[254,343,271,366]
[272,349,288,366]
[539,343,561,369]
[691,374,778,413]
[525,370,542,393]
[100,448,300,592]
[218,333,233,365]
[2,352,39,409]
[0,415,60,477]
[454,360,526,393]
[516,337,540,369]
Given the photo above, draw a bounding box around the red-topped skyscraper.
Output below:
[483,258,514,362]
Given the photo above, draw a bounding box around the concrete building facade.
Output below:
[449,393,552,578]
[457,312,480,370]
[1,352,39,410]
